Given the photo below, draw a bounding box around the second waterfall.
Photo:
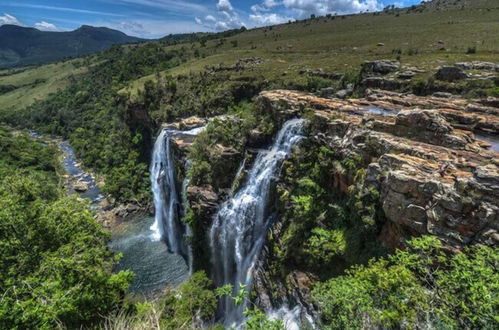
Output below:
[210,118,307,327]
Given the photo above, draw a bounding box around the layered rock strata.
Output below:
[257,89,499,249]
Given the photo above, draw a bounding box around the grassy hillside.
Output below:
[121,0,499,96]
[1,0,497,111]
[0,59,89,111]
[0,0,497,203]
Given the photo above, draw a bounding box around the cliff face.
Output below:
[258,89,499,250]
[169,89,498,320]
[251,89,499,318]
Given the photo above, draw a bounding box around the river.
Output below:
[30,131,189,297]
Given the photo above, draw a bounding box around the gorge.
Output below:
[1,1,498,327]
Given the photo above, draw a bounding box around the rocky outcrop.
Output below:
[456,61,499,72]
[362,60,400,74]
[162,116,207,130]
[186,185,220,220]
[257,89,499,250]
[435,66,468,81]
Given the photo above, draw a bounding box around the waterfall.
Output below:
[150,129,186,257]
[150,126,205,259]
[209,118,306,327]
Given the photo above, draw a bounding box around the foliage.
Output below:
[188,102,274,187]
[313,236,499,329]
[244,309,285,330]
[0,129,132,329]
[159,271,218,329]
[274,141,384,278]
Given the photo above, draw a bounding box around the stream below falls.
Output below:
[49,134,190,296]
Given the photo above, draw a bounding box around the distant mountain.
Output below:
[0,25,143,68]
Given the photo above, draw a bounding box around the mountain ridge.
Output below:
[0,24,143,68]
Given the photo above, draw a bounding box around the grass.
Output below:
[1,0,499,107]
[120,0,499,98]
[0,60,87,112]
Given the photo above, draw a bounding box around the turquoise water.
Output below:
[109,214,189,296]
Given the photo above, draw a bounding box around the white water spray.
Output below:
[209,118,306,327]
[150,126,206,255]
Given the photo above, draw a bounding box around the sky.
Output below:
[0,0,421,38]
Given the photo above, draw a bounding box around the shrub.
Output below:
[313,236,499,329]
[466,46,477,54]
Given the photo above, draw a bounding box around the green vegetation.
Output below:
[188,102,274,187]
[0,0,497,204]
[313,236,499,329]
[271,141,385,279]
[0,1,497,328]
[0,127,133,328]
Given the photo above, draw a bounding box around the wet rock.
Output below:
[73,181,89,192]
[113,203,141,219]
[362,60,400,74]
[186,185,220,218]
[435,66,468,81]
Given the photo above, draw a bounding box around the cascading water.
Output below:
[150,126,205,257]
[150,129,186,257]
[209,118,306,327]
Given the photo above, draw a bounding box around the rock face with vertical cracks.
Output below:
[257,89,499,250]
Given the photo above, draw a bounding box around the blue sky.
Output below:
[0,0,421,38]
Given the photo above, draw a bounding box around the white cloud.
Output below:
[263,0,279,8]
[250,13,291,25]
[115,0,208,14]
[196,0,243,31]
[217,0,234,12]
[205,15,216,22]
[10,4,125,17]
[118,21,145,35]
[107,19,201,38]
[282,0,382,16]
[0,13,22,26]
[34,21,59,31]
[195,17,203,24]
[251,4,268,13]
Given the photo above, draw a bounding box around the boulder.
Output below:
[398,71,417,79]
[113,203,141,219]
[73,181,89,192]
[335,89,351,99]
[318,87,335,98]
[362,60,400,74]
[435,66,468,81]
